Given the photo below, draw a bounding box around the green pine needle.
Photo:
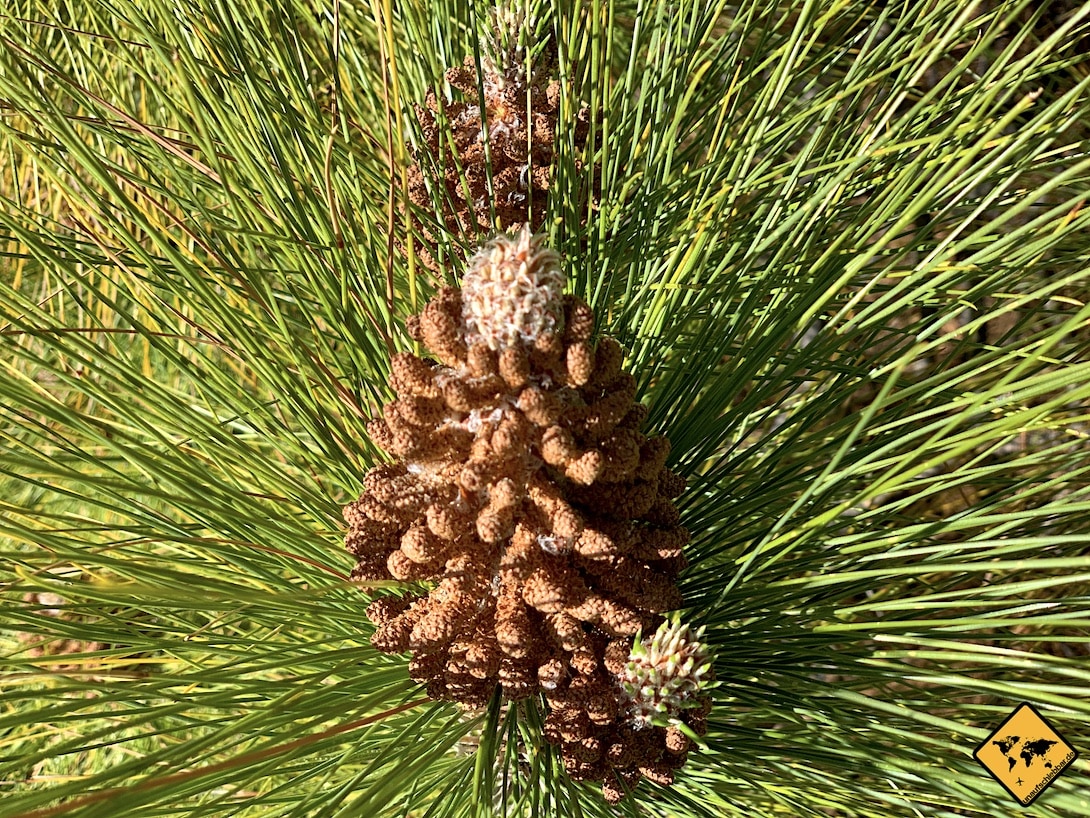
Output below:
[2,0,1090,815]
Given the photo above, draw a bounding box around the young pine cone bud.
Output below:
[481,3,557,92]
[619,615,716,729]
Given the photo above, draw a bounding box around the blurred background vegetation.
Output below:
[1,1,1089,816]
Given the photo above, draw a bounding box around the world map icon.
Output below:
[991,735,1058,772]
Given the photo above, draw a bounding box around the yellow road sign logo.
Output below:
[974,702,1079,806]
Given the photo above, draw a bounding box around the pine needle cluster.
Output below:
[1,1,1089,817]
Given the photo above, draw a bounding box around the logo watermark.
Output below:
[974,702,1078,806]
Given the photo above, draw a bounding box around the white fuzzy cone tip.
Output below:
[461,226,564,351]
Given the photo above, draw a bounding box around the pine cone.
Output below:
[405,18,595,266]
[344,228,700,800]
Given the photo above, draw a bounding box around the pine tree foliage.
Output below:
[1,1,1089,816]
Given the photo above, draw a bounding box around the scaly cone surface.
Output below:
[407,13,591,259]
[344,227,710,800]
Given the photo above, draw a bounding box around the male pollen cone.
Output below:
[405,22,595,270]
[344,227,708,800]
